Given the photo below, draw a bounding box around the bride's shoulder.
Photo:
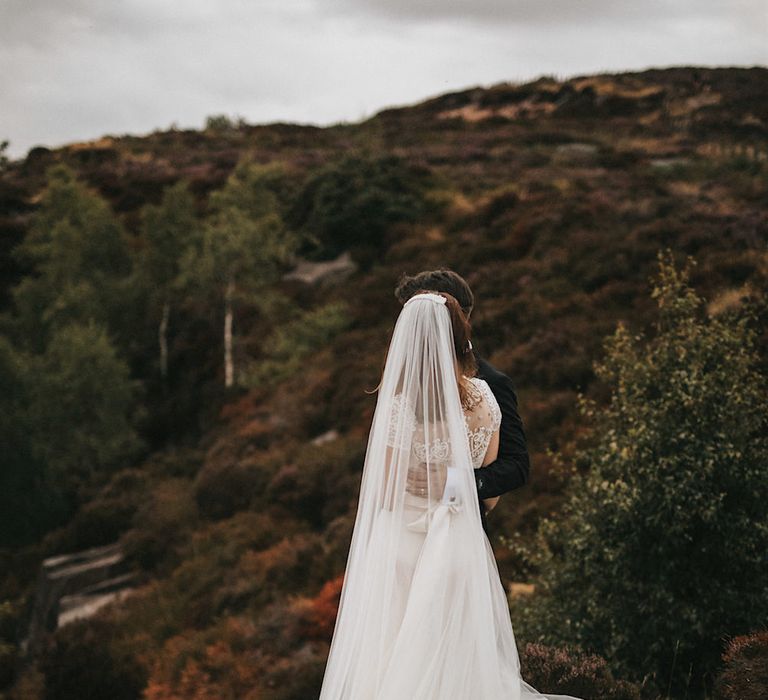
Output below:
[464,376,501,426]
[466,375,491,396]
[463,376,491,406]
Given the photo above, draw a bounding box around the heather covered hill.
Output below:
[0,66,766,698]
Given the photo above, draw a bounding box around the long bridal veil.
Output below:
[319,292,580,700]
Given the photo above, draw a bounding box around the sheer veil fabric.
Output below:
[319,293,581,700]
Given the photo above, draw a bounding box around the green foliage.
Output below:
[0,336,68,546]
[289,152,433,265]
[10,164,131,351]
[240,302,350,388]
[0,139,9,171]
[178,157,299,386]
[204,113,245,132]
[137,179,202,381]
[515,250,768,696]
[139,179,201,298]
[24,321,144,496]
[0,166,143,546]
[3,69,767,697]
[178,158,298,308]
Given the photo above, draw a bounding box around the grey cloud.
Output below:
[0,0,765,160]
[320,0,765,26]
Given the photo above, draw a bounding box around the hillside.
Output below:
[1,65,767,698]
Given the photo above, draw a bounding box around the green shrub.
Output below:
[241,302,350,389]
[0,336,68,547]
[515,250,768,696]
[289,152,433,265]
[204,114,245,132]
[25,320,144,494]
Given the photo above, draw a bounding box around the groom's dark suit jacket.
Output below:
[473,351,531,538]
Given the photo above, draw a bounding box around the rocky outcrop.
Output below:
[284,251,357,286]
[21,541,139,657]
[552,142,599,165]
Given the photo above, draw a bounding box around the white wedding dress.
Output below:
[319,292,580,700]
[389,376,502,573]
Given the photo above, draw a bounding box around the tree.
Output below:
[24,321,144,497]
[179,158,297,388]
[0,140,9,172]
[0,336,67,547]
[139,180,201,381]
[240,302,350,388]
[10,164,131,351]
[0,165,141,541]
[514,250,768,696]
[288,152,432,265]
[204,114,246,132]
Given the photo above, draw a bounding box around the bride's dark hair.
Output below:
[369,290,477,409]
[394,269,474,316]
[413,290,477,409]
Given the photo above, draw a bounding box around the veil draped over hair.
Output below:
[319,292,580,700]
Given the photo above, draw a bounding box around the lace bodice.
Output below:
[463,377,502,467]
[386,377,501,469]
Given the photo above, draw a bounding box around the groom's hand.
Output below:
[406,463,447,497]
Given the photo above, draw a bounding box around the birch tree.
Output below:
[139,180,200,381]
[180,159,296,388]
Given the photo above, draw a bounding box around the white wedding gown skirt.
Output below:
[320,488,580,700]
[319,293,580,700]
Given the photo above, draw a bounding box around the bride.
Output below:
[319,290,581,700]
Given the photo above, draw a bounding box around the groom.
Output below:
[395,269,531,537]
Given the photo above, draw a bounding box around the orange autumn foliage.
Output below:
[292,575,343,641]
[144,618,265,700]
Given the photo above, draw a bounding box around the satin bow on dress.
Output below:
[405,466,463,533]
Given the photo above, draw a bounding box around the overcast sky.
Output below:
[1,0,766,160]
